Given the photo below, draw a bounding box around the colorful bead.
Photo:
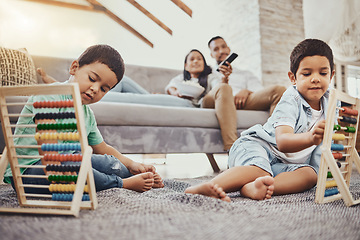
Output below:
[52,193,90,201]
[332,133,345,141]
[324,188,339,197]
[341,107,358,116]
[332,152,343,159]
[345,126,356,133]
[331,144,344,151]
[33,100,74,109]
[46,164,81,172]
[333,125,341,131]
[340,116,357,124]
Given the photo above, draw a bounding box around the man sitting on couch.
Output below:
[208,36,286,115]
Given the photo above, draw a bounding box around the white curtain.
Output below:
[329,0,360,62]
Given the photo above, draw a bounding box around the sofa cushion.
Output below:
[31,55,73,83]
[0,47,37,86]
[125,64,181,94]
[90,102,269,129]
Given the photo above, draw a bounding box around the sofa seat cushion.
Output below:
[90,102,269,129]
[4,96,269,130]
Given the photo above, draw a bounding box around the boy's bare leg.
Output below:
[37,68,57,84]
[273,167,317,195]
[185,182,231,202]
[152,172,165,188]
[122,172,154,192]
[185,165,273,201]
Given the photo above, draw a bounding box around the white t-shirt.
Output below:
[214,66,263,95]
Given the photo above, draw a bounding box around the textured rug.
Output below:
[0,171,360,240]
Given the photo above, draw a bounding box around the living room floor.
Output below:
[125,153,228,179]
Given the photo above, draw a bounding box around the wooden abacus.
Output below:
[315,89,360,206]
[0,83,97,217]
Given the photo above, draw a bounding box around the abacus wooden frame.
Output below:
[315,89,360,206]
[0,83,98,217]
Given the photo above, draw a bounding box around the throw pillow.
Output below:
[0,47,37,86]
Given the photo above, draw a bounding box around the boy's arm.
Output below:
[275,119,326,153]
[91,141,155,174]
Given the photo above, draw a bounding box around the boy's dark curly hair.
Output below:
[77,44,125,84]
[290,39,334,77]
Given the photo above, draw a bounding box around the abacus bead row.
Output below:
[331,144,345,151]
[41,143,81,151]
[33,100,74,109]
[341,107,358,116]
[46,164,80,172]
[325,180,337,188]
[332,133,345,141]
[336,161,341,168]
[333,125,356,133]
[52,193,90,201]
[34,112,75,120]
[49,184,89,193]
[35,132,79,141]
[339,116,357,124]
[37,122,77,131]
[332,152,343,159]
[324,188,339,197]
[43,153,82,162]
[48,174,78,182]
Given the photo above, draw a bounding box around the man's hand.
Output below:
[218,62,232,83]
[310,119,326,146]
[234,89,252,109]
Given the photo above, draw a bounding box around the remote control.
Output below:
[216,53,238,71]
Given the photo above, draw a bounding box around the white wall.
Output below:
[1,0,355,72]
[0,0,231,70]
[303,0,360,42]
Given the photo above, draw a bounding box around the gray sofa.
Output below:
[1,55,270,171]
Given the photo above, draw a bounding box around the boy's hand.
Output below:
[310,119,326,145]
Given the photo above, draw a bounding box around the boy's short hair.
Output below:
[290,39,334,76]
[77,44,125,84]
[208,36,224,47]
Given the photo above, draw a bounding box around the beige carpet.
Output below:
[0,171,360,240]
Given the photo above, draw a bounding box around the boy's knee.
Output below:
[299,167,318,187]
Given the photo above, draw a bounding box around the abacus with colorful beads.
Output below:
[0,83,97,216]
[315,89,360,206]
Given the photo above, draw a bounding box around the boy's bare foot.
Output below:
[152,172,164,188]
[37,68,56,84]
[185,182,231,202]
[122,172,154,192]
[240,176,274,200]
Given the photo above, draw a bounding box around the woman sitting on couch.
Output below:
[165,49,237,151]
